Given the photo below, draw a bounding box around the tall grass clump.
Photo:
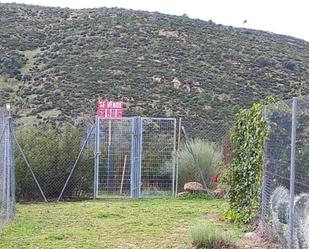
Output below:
[190,223,235,248]
[178,139,222,190]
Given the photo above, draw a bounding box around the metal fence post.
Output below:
[172,119,177,197]
[94,116,100,200]
[8,112,15,217]
[288,97,297,249]
[175,117,181,197]
[131,116,142,199]
[261,106,269,227]
[138,117,142,198]
[130,120,135,198]
[5,114,11,220]
[172,118,177,197]
[3,120,8,222]
[0,107,15,229]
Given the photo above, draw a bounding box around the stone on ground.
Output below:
[184,182,204,193]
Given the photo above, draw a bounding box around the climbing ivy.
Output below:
[225,100,270,224]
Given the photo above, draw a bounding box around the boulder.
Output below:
[184,182,204,193]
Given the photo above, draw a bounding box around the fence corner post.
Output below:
[288,97,297,249]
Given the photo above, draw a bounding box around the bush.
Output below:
[190,223,236,249]
[284,60,297,71]
[255,56,276,67]
[178,139,222,191]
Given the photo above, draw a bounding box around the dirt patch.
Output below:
[204,213,279,249]
[238,229,279,249]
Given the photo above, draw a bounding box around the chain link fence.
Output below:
[141,117,177,197]
[176,117,233,193]
[8,113,232,203]
[14,122,94,202]
[0,108,15,230]
[13,116,182,201]
[96,118,133,198]
[262,96,309,249]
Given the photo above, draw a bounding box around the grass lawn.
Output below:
[0,198,246,249]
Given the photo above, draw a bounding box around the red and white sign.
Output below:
[96,98,124,119]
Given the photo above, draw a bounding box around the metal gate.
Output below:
[94,116,178,198]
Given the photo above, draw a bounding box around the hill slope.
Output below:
[1,3,309,138]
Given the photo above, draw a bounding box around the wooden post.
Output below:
[120,155,127,195]
[108,120,112,146]
[106,120,112,191]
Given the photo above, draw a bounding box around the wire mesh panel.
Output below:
[292,96,309,249]
[14,123,94,202]
[261,99,293,231]
[95,117,178,198]
[262,97,309,248]
[141,118,176,197]
[57,125,95,201]
[294,96,309,196]
[0,108,15,230]
[96,118,133,198]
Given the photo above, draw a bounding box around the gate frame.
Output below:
[93,116,180,199]
[140,117,178,198]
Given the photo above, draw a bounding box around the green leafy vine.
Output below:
[225,100,270,224]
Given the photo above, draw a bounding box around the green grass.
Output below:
[15,108,62,127]
[0,76,20,91]
[190,223,235,248]
[0,199,245,249]
[19,48,40,75]
[39,109,62,118]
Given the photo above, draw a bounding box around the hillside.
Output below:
[0,3,309,138]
